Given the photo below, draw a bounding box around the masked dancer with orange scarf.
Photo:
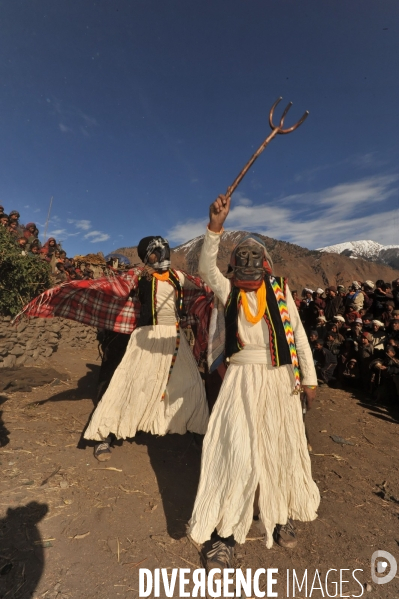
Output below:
[188,195,320,571]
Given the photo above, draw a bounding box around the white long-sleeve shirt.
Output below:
[199,228,317,385]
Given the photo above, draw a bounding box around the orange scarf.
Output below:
[153,271,169,281]
[240,282,266,324]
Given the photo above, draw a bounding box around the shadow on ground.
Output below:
[135,432,202,539]
[0,395,10,447]
[0,501,48,599]
[28,363,100,406]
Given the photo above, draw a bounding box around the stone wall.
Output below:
[0,317,97,369]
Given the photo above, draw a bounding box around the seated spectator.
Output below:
[358,332,374,389]
[313,339,337,384]
[326,322,345,343]
[345,306,361,325]
[362,313,373,332]
[381,301,395,328]
[336,338,358,383]
[324,331,342,356]
[387,319,399,344]
[341,358,360,387]
[0,214,9,227]
[0,204,4,216]
[333,314,346,331]
[347,320,363,345]
[372,320,386,351]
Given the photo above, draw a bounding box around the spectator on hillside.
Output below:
[326,322,345,343]
[336,338,357,383]
[23,222,39,244]
[324,286,344,321]
[8,221,19,238]
[337,285,347,300]
[8,210,24,236]
[373,280,393,317]
[341,358,361,387]
[362,313,373,332]
[362,281,375,312]
[313,339,337,384]
[381,302,395,328]
[291,290,302,311]
[345,281,364,312]
[391,278,399,309]
[345,305,361,325]
[315,315,327,339]
[347,320,363,345]
[324,331,341,356]
[387,319,399,344]
[17,237,28,254]
[54,262,69,284]
[29,244,41,257]
[40,237,59,262]
[371,320,386,352]
[0,214,8,227]
[333,314,346,333]
[0,205,4,216]
[373,345,399,399]
[358,332,374,388]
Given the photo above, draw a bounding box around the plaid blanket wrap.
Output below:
[15,268,214,362]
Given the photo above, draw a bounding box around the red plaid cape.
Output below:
[15,268,214,362]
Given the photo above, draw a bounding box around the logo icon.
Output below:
[371,550,397,585]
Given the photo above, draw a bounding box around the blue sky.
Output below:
[0,0,398,254]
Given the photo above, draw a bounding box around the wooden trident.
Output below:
[225,97,309,199]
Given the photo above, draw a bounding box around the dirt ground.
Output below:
[1,346,399,599]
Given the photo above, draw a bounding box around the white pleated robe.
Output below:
[84,272,209,441]
[188,229,320,548]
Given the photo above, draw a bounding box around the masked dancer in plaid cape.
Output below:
[17,236,212,461]
[187,195,320,573]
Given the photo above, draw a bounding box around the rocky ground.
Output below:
[1,346,399,599]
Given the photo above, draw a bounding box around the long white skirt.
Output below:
[84,324,209,441]
[188,363,320,547]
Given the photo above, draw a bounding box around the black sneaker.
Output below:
[204,539,234,572]
[274,519,297,548]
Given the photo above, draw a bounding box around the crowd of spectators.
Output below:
[0,203,95,283]
[292,280,399,401]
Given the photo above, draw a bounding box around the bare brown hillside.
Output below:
[116,231,399,291]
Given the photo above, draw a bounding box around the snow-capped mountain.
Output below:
[317,240,399,269]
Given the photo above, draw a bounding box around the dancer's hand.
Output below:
[302,386,316,410]
[209,193,231,233]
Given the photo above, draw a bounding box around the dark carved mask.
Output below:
[234,241,265,281]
